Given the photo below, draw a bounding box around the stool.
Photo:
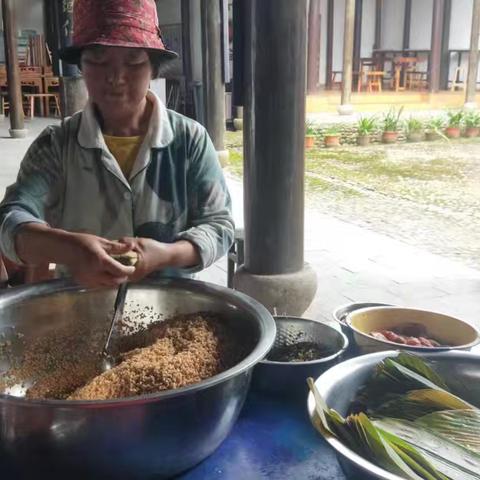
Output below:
[227,228,244,288]
[366,71,384,92]
[23,93,61,118]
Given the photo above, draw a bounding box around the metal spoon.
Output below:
[101,282,128,372]
[101,251,138,372]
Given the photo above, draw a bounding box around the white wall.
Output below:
[361,0,376,58]
[449,0,474,83]
[410,0,433,49]
[449,0,472,49]
[333,0,346,72]
[382,0,404,49]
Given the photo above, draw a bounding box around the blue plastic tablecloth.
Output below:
[180,391,348,480]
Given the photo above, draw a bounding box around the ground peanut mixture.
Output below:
[1,312,245,401]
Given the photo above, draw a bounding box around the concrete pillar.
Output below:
[234,0,317,316]
[465,0,480,109]
[338,0,355,115]
[1,0,27,138]
[201,0,228,163]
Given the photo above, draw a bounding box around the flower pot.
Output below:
[407,132,424,143]
[425,131,441,141]
[465,127,480,138]
[382,131,398,144]
[357,135,371,146]
[305,135,316,149]
[324,135,341,148]
[445,127,461,138]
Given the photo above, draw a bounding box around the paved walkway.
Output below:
[1,116,479,329]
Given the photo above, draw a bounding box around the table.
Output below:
[0,392,356,480]
[181,392,350,480]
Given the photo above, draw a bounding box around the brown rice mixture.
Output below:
[1,312,245,401]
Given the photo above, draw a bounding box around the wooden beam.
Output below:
[353,0,363,74]
[325,0,334,88]
[1,0,25,136]
[201,0,226,151]
[440,0,452,90]
[430,0,445,93]
[374,0,383,50]
[243,0,307,274]
[466,0,480,105]
[340,0,355,110]
[307,0,321,93]
[232,0,245,106]
[403,0,412,50]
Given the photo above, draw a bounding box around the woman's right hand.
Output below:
[61,232,136,288]
[15,224,136,288]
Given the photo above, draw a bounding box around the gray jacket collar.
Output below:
[77,90,174,150]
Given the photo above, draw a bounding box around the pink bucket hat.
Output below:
[59,0,178,64]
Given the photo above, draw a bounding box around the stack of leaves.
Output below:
[308,353,480,480]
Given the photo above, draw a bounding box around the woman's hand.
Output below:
[119,237,200,282]
[63,233,136,288]
[15,224,136,288]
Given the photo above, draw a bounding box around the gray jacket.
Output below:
[0,91,234,277]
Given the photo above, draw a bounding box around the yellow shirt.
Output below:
[103,134,144,179]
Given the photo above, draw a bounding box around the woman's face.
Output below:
[81,46,153,119]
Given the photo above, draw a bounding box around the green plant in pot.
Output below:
[382,106,403,144]
[305,120,317,149]
[445,110,464,138]
[464,111,480,138]
[425,117,445,141]
[324,125,341,148]
[404,117,424,142]
[356,116,377,146]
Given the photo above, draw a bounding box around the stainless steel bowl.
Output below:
[252,316,348,396]
[332,302,392,349]
[0,278,276,479]
[307,350,480,480]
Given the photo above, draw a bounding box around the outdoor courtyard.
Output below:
[226,128,480,270]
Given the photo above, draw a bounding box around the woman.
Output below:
[0,0,234,288]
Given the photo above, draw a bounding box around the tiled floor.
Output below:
[1,116,479,330]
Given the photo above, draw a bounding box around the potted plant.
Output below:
[425,117,445,141]
[356,116,377,146]
[445,110,464,138]
[381,106,403,144]
[404,117,424,142]
[305,120,317,149]
[464,111,480,138]
[324,125,341,147]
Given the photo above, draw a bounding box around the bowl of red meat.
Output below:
[345,306,480,354]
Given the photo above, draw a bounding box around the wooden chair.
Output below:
[330,71,343,89]
[357,58,385,92]
[393,57,419,92]
[24,93,61,118]
[450,67,466,92]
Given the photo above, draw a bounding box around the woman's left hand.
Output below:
[119,237,200,282]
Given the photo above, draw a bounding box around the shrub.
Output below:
[404,117,424,134]
[446,110,464,128]
[357,116,377,136]
[382,106,404,132]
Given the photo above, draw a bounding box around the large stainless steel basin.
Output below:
[0,278,276,479]
[307,350,480,480]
